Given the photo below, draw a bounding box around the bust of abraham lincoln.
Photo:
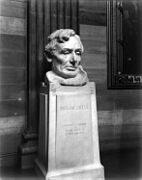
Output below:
[44,29,88,86]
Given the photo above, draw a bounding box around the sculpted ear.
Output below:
[44,51,52,63]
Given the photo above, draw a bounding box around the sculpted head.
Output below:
[44,29,88,86]
[44,29,84,78]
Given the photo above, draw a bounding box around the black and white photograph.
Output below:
[0,0,142,179]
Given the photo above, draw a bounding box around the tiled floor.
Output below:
[0,148,142,180]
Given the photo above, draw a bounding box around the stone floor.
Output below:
[0,167,38,180]
[101,148,142,180]
[0,148,142,180]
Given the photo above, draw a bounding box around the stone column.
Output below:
[20,0,79,169]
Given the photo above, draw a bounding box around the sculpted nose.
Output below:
[70,60,76,66]
[70,52,77,65]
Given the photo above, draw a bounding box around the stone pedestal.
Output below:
[35,82,104,180]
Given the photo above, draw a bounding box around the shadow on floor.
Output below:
[101,148,142,180]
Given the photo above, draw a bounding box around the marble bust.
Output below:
[44,29,88,86]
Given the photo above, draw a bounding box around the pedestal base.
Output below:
[36,83,105,180]
[35,159,104,180]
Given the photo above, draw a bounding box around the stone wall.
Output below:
[79,0,142,151]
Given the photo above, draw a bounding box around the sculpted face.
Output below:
[52,36,83,79]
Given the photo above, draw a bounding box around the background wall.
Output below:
[79,0,142,151]
[0,0,142,167]
[0,0,27,166]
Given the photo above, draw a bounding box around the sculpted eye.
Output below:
[75,50,82,55]
[61,49,72,55]
[63,50,70,54]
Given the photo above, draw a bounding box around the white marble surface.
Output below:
[36,82,104,180]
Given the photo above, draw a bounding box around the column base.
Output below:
[19,130,37,169]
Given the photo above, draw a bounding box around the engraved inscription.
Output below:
[63,123,87,136]
[60,104,90,111]
[56,94,94,168]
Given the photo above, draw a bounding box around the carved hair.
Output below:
[44,29,84,58]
